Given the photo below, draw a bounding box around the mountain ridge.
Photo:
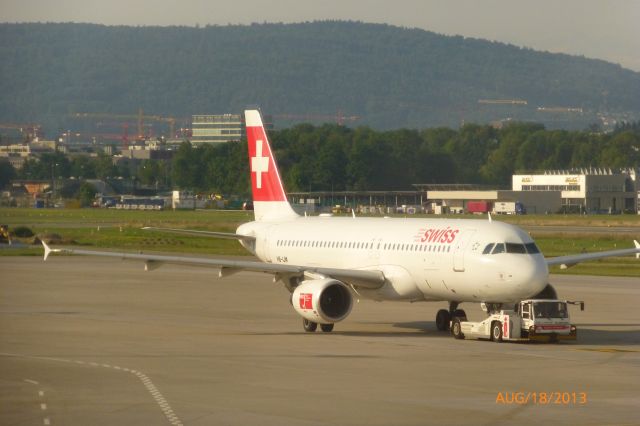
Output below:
[0,21,638,132]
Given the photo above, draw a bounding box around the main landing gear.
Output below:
[302,319,334,333]
[435,302,467,332]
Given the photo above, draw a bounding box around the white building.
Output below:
[421,168,638,214]
[191,114,274,145]
[513,168,637,213]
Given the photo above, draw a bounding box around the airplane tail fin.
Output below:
[245,109,298,222]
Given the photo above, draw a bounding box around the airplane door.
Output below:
[452,229,476,272]
[368,238,381,264]
[257,231,272,263]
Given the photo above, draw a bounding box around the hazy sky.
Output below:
[2,0,639,71]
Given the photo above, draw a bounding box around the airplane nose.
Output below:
[515,255,548,298]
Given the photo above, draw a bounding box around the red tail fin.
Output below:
[245,110,298,221]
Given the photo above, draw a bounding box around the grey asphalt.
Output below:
[1,257,639,426]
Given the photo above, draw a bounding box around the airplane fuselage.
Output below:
[238,217,549,304]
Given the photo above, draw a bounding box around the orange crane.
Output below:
[72,109,178,146]
[0,123,42,141]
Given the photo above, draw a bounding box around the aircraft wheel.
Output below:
[303,319,318,332]
[451,317,465,339]
[436,309,451,331]
[491,321,503,342]
[320,323,334,333]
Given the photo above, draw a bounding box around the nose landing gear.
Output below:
[435,302,467,331]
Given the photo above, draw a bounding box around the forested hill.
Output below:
[1,21,639,132]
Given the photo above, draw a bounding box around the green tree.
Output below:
[76,182,98,207]
[172,141,202,189]
[70,156,97,179]
[0,160,16,188]
[599,131,640,167]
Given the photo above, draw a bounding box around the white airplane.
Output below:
[43,109,640,333]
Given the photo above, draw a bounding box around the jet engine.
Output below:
[292,278,353,324]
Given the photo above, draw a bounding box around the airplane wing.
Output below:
[141,226,255,242]
[41,241,385,290]
[545,240,640,269]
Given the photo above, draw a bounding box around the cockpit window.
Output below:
[491,243,505,254]
[505,243,527,254]
[525,242,540,254]
[482,243,495,254]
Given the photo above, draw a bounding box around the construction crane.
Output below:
[0,123,42,141]
[274,111,361,126]
[72,109,178,146]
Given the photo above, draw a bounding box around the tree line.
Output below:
[2,121,638,197]
[171,121,639,195]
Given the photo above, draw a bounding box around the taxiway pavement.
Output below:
[1,257,639,425]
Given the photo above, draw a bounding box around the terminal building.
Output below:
[191,114,273,145]
[424,168,638,214]
[288,168,639,215]
[513,168,638,214]
[419,184,562,215]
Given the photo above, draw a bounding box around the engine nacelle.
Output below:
[292,279,353,324]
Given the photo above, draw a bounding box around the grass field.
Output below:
[1,207,638,277]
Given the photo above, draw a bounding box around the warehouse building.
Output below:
[422,168,638,214]
[513,168,638,214]
[285,168,638,215]
[419,184,562,215]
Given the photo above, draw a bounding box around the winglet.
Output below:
[41,239,61,261]
[635,240,640,259]
[488,212,492,223]
[352,209,356,219]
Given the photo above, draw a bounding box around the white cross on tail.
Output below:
[251,139,269,189]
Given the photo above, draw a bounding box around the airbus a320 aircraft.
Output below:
[43,109,640,333]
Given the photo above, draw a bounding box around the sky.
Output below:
[2,0,639,71]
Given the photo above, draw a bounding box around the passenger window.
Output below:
[492,243,505,254]
[482,243,495,254]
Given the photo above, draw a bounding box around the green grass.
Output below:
[0,208,251,256]
[0,207,253,228]
[534,234,639,277]
[1,208,638,276]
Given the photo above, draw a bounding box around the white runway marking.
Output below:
[23,379,51,425]
[5,352,183,426]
